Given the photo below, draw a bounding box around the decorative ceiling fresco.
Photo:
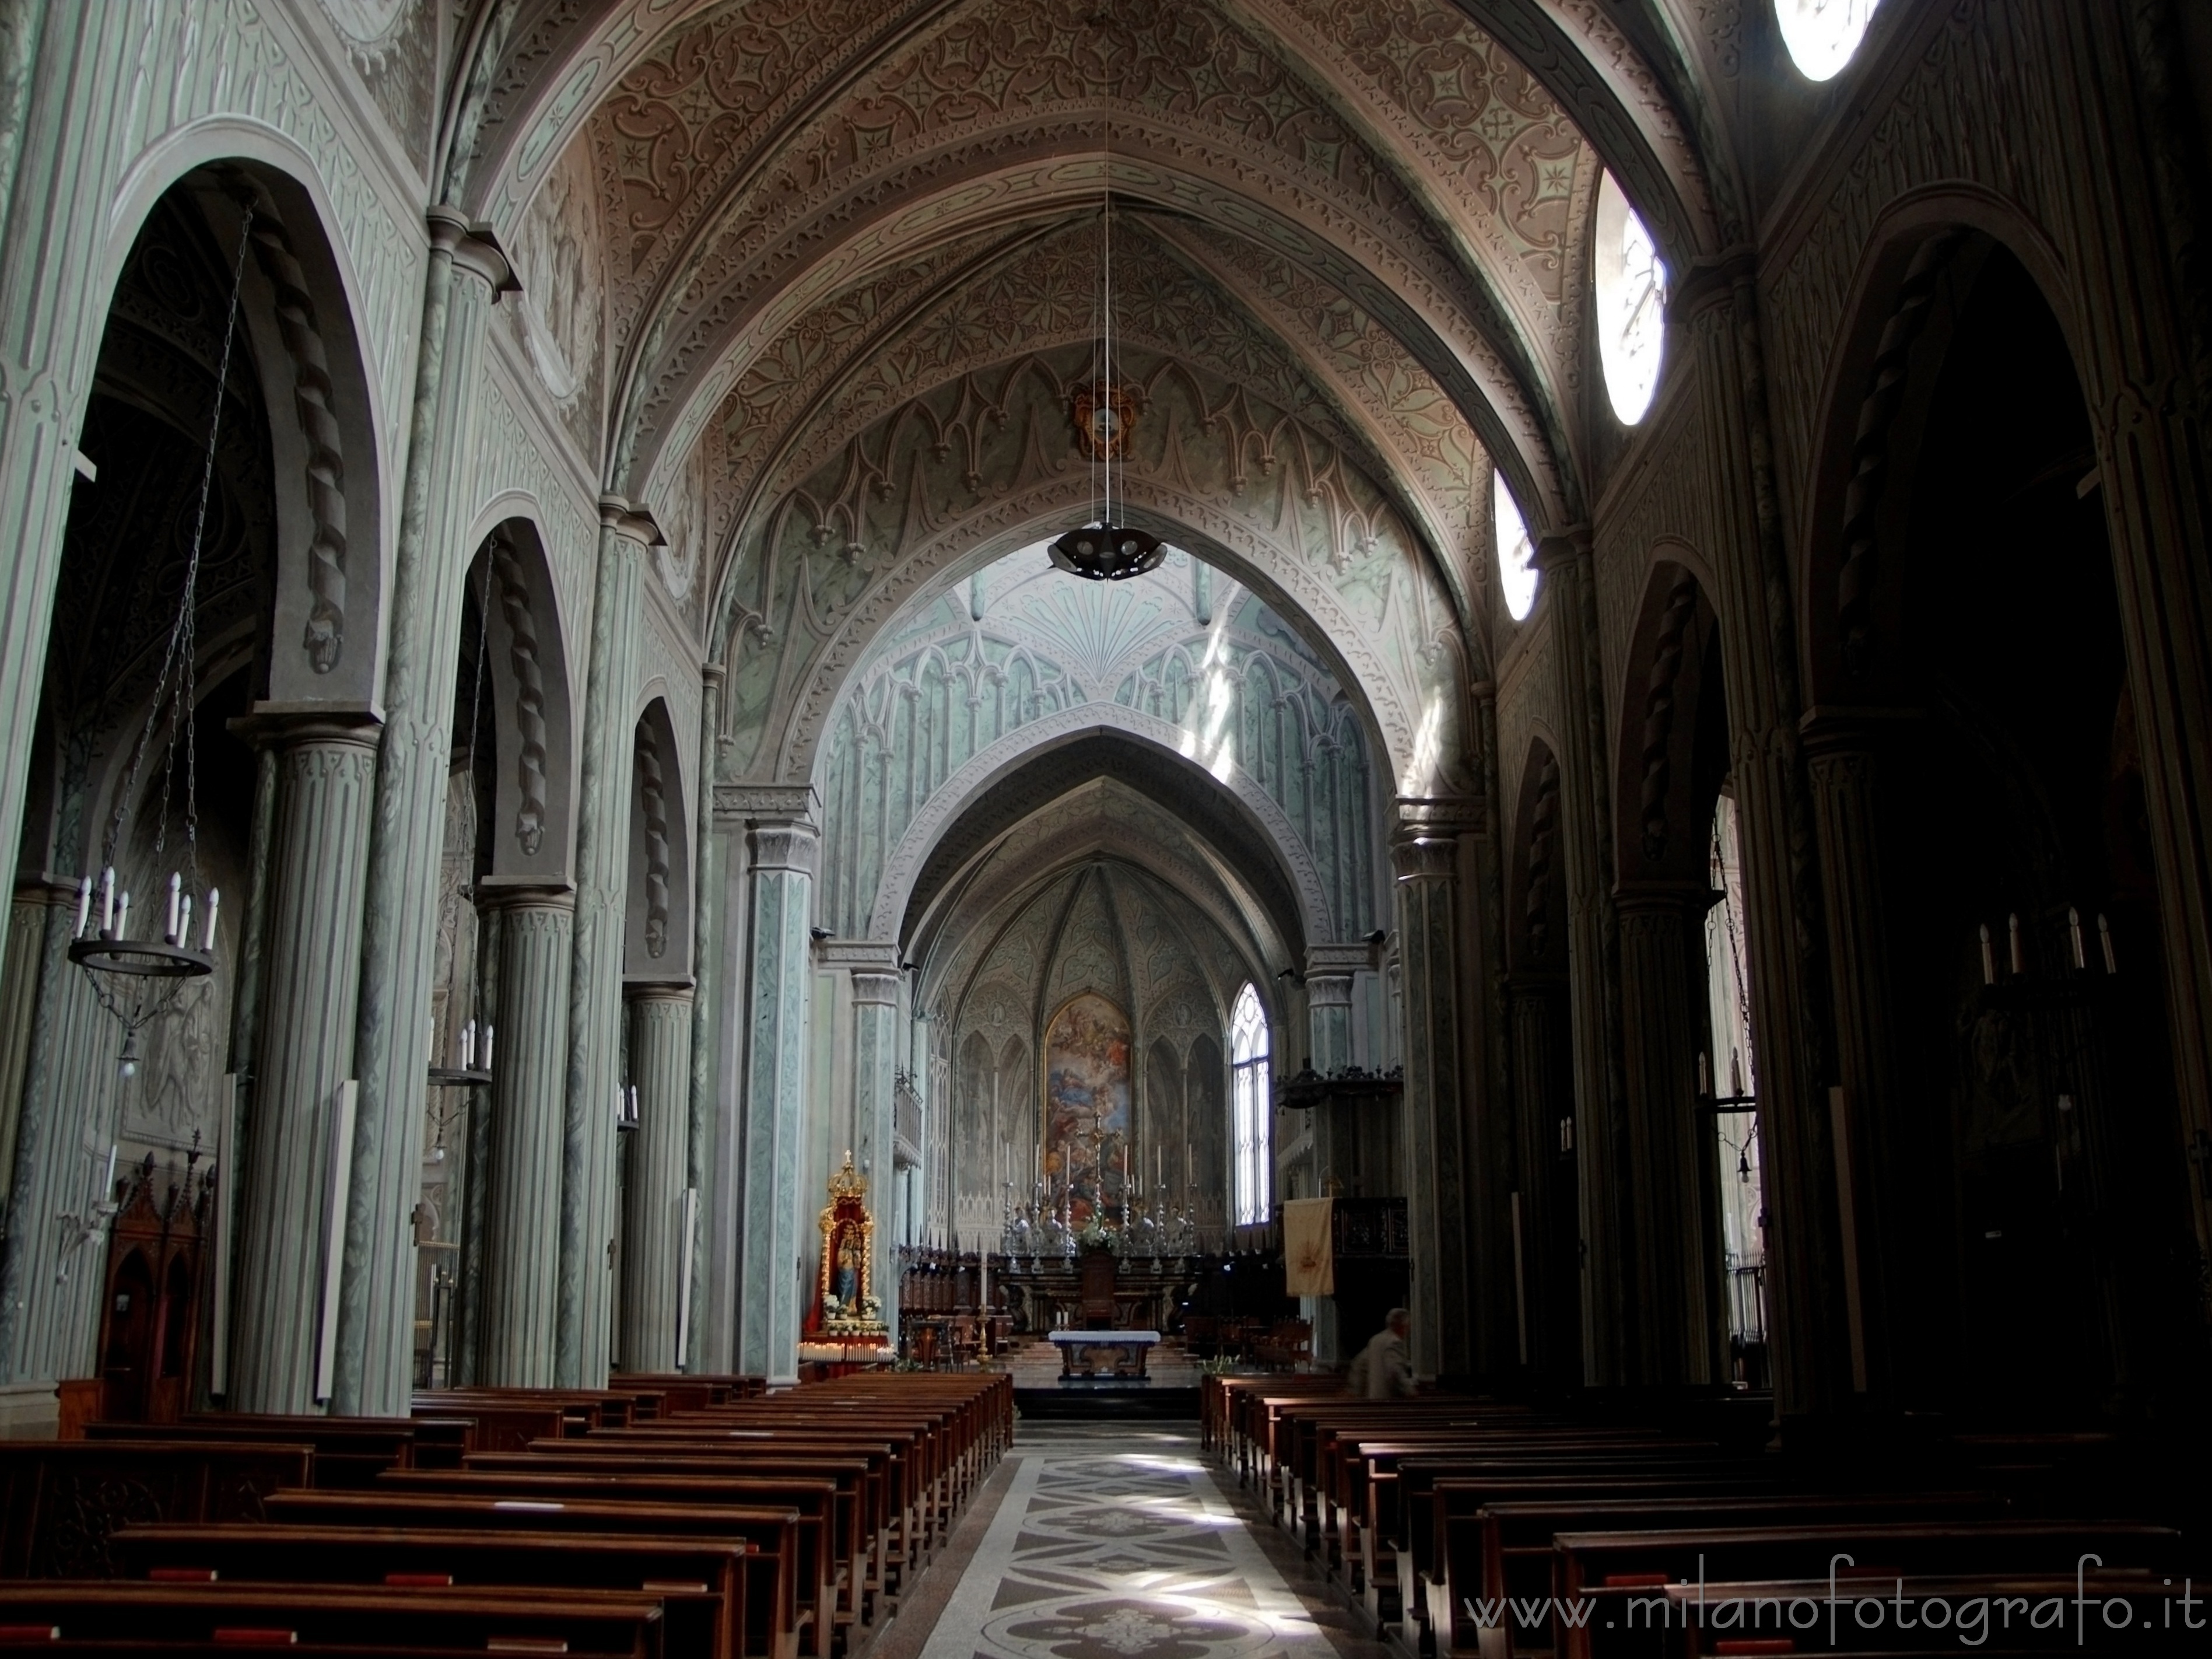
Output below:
[440,2,1733,777]
[818,541,1380,946]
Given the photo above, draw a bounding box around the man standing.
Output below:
[1345,1307,1414,1398]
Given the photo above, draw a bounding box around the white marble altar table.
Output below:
[1047,1328,1161,1378]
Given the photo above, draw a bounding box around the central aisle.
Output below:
[888,1423,1384,1659]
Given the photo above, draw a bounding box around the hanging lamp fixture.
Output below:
[66,201,254,1066]
[1050,118,1162,582]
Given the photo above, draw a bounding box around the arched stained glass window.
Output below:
[1494,470,1538,622]
[1231,983,1271,1226]
[1777,0,1882,82]
[1595,172,1669,425]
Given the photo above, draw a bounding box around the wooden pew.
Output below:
[0,1581,667,1656]
[115,1521,746,1659]
[0,1440,311,1577]
[82,1413,465,1484]
[469,1447,862,1640]
[380,1467,811,1659]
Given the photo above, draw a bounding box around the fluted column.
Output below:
[229,718,379,1413]
[334,211,511,1415]
[737,817,815,1384]
[1615,887,1723,1387]
[1806,731,1904,1400]
[0,878,117,1385]
[850,966,899,1349]
[619,984,692,1372]
[479,884,574,1385]
[1393,827,1468,1380]
[1303,966,1352,1364]
[1506,972,1579,1390]
[556,499,651,1388]
[682,664,724,1373]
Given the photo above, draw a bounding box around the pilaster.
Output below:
[682,663,724,1373]
[478,883,574,1385]
[850,964,900,1349]
[1614,886,1724,1387]
[619,984,693,1372]
[737,816,815,1385]
[0,878,111,1385]
[556,499,653,1388]
[230,716,380,1413]
[1505,972,1579,1390]
[335,209,510,1415]
[1391,824,1466,1380]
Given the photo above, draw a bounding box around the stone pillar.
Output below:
[619,984,692,1373]
[478,884,574,1385]
[1506,972,1579,1390]
[682,664,724,1373]
[850,965,899,1348]
[556,499,651,1388]
[0,878,116,1387]
[1392,826,1468,1380]
[1303,965,1352,1364]
[1614,886,1723,1387]
[737,817,815,1384]
[229,718,379,1413]
[1806,729,1906,1400]
[334,210,510,1415]
[1677,262,1852,1420]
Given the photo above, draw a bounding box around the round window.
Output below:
[1594,172,1668,426]
[1776,0,1883,82]
[1495,470,1538,622]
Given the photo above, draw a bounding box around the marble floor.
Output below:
[878,1422,1390,1659]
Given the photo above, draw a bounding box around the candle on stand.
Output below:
[2068,907,2085,971]
[202,888,219,952]
[165,872,180,943]
[1979,924,1995,986]
[2008,912,2024,975]
[100,867,114,934]
[73,877,89,939]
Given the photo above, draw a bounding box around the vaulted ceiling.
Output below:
[444,0,1729,678]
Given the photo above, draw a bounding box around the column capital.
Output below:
[598,494,665,548]
[1304,972,1354,1009]
[426,206,519,299]
[1612,878,1715,922]
[230,706,381,752]
[623,981,696,1009]
[850,970,902,1007]
[1799,702,1922,758]
[1668,244,1759,321]
[1532,524,1592,573]
[818,937,899,972]
[1396,795,1484,837]
[748,818,818,876]
[476,878,577,914]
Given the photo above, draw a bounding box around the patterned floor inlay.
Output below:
[914,1427,1377,1659]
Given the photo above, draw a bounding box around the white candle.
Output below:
[165,873,180,943]
[2098,914,2117,974]
[462,1020,475,1069]
[104,1143,116,1195]
[178,894,192,950]
[100,867,114,933]
[202,888,219,953]
[1979,924,1995,986]
[2008,913,2024,975]
[116,891,129,940]
[482,1024,495,1070]
[73,877,89,939]
[2068,907,2085,971]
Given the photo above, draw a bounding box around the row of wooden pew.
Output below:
[0,1368,1011,1656]
[1203,1376,2202,1658]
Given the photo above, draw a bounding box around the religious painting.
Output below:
[1043,992,1131,1226]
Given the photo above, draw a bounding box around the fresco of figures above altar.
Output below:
[934,860,1261,1251]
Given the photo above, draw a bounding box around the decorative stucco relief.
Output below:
[127,0,423,447]
[713,343,1467,810]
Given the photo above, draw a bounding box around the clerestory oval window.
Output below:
[1495,469,1538,622]
[1776,0,1883,83]
[1594,172,1668,426]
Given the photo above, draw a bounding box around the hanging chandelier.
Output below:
[1050,124,1162,583]
[66,200,252,1072]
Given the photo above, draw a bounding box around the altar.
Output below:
[1049,1328,1160,1380]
